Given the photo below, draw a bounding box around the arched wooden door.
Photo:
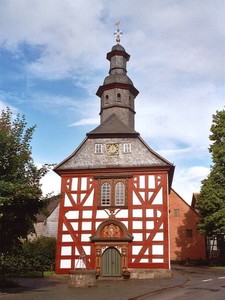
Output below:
[102,247,122,277]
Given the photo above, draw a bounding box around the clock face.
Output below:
[106,143,119,155]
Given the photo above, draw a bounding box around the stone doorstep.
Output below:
[129,268,172,279]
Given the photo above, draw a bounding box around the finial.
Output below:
[114,22,123,44]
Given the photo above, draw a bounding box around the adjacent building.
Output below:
[169,189,206,262]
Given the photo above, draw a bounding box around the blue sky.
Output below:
[0,0,225,203]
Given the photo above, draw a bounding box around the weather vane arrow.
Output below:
[114,22,123,44]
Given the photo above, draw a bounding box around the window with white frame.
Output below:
[101,182,111,206]
[115,182,125,205]
[123,143,131,153]
[95,143,103,154]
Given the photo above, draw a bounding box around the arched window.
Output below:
[101,182,111,206]
[115,182,125,206]
[117,93,121,102]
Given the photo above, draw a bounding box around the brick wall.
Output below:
[169,189,206,262]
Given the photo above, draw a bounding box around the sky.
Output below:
[0,0,224,204]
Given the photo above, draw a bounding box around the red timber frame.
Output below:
[55,169,170,274]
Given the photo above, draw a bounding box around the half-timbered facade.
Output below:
[54,36,174,278]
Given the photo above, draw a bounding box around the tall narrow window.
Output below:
[105,95,109,104]
[101,182,111,206]
[117,93,121,102]
[115,182,125,206]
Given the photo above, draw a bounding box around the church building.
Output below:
[54,28,175,278]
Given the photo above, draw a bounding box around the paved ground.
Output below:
[0,266,192,300]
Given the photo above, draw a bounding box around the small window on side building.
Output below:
[174,209,180,217]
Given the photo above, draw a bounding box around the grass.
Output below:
[209,265,225,270]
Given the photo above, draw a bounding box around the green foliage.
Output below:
[0,108,50,253]
[22,236,56,270]
[0,237,56,277]
[197,109,225,234]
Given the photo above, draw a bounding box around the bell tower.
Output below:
[96,27,139,130]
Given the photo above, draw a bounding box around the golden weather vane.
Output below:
[114,22,123,44]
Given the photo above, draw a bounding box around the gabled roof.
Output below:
[87,114,139,138]
[36,195,60,222]
[191,192,200,211]
[170,189,200,215]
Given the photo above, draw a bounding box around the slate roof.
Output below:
[87,114,139,137]
[36,195,60,222]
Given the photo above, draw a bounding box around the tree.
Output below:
[197,109,225,235]
[0,108,49,253]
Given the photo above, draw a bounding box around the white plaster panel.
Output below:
[116,210,128,218]
[71,222,78,231]
[152,188,163,205]
[132,221,142,229]
[82,222,92,230]
[146,209,154,218]
[83,246,91,255]
[146,221,154,229]
[65,211,79,219]
[133,233,143,241]
[140,259,149,263]
[61,246,72,256]
[132,192,141,205]
[132,246,142,255]
[96,210,108,219]
[148,175,155,188]
[132,209,142,218]
[83,189,94,206]
[81,234,91,242]
[152,245,164,255]
[71,178,78,191]
[62,224,67,231]
[153,232,164,241]
[62,234,73,242]
[139,176,145,188]
[144,248,149,255]
[64,195,73,207]
[160,224,164,229]
[82,210,93,218]
[152,258,164,263]
[60,259,71,268]
[81,177,87,190]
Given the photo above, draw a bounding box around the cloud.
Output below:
[172,166,210,204]
[40,169,61,196]
[70,117,99,127]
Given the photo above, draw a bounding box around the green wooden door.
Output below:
[102,247,122,277]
